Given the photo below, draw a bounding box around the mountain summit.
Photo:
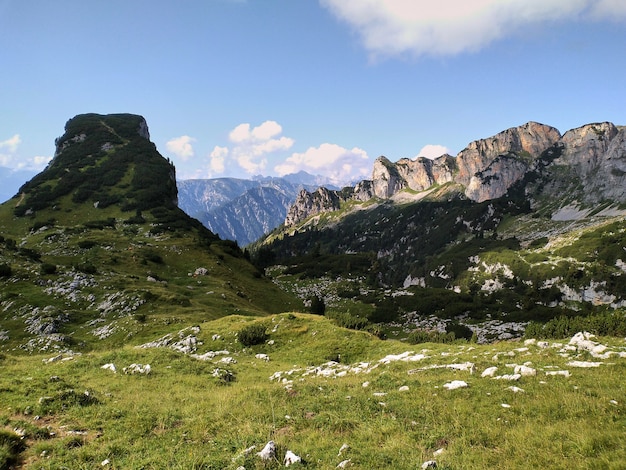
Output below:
[0,113,299,353]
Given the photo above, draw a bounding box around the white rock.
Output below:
[481,366,498,377]
[255,353,270,361]
[492,374,521,381]
[284,450,301,466]
[101,459,110,466]
[398,385,410,392]
[443,380,468,390]
[337,459,352,468]
[501,403,512,408]
[507,386,525,393]
[257,440,276,460]
[123,363,151,375]
[338,443,350,456]
[567,361,602,368]
[433,448,445,456]
[514,365,536,376]
[421,460,437,469]
[101,363,116,373]
[546,370,570,377]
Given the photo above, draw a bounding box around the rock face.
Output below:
[285,121,626,226]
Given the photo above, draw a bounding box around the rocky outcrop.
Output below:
[285,188,344,227]
[285,121,626,226]
[555,123,626,204]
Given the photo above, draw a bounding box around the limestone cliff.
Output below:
[285,121,626,227]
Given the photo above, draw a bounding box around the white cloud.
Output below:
[166,135,196,161]
[320,0,624,58]
[415,144,451,160]
[224,120,295,175]
[275,143,370,186]
[209,145,228,173]
[0,134,21,153]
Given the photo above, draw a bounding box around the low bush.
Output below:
[237,323,269,346]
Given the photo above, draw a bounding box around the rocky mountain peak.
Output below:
[284,120,625,226]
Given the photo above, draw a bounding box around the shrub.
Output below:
[0,429,26,469]
[237,323,269,347]
[407,329,456,344]
[0,264,11,277]
[41,263,57,275]
[309,295,326,315]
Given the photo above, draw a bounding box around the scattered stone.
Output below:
[398,385,410,392]
[421,460,437,469]
[255,353,270,361]
[123,363,151,375]
[443,380,468,390]
[481,366,498,377]
[501,403,512,408]
[284,450,302,466]
[101,363,116,373]
[257,440,276,461]
[337,459,352,468]
[514,365,536,376]
[507,386,525,393]
[567,361,603,368]
[546,370,570,378]
[338,443,350,456]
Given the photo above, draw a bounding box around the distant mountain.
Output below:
[177,173,338,245]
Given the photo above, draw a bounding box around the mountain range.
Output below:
[177,173,337,246]
[254,121,626,334]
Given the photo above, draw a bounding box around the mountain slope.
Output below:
[0,113,300,353]
[254,121,626,331]
[177,176,335,245]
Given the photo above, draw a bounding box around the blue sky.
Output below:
[1,0,626,194]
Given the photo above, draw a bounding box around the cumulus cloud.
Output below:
[320,0,626,58]
[166,135,196,161]
[209,146,228,174]
[0,134,51,171]
[415,144,451,160]
[275,143,370,186]
[227,121,295,175]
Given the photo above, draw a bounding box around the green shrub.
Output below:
[0,429,25,469]
[407,329,456,344]
[40,263,57,275]
[0,264,11,277]
[237,323,269,346]
[309,295,326,315]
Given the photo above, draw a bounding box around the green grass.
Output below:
[1,313,625,469]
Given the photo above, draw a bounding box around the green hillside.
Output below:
[0,114,301,353]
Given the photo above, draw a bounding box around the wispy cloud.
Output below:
[320,0,626,58]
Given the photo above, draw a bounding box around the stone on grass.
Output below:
[514,365,536,376]
[421,460,437,469]
[443,380,468,390]
[257,440,276,461]
[284,450,301,466]
[101,363,116,373]
[337,459,352,468]
[338,443,350,456]
[481,366,498,377]
[255,353,270,361]
[123,363,151,375]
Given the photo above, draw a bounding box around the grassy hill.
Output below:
[0,114,301,354]
[1,313,625,469]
